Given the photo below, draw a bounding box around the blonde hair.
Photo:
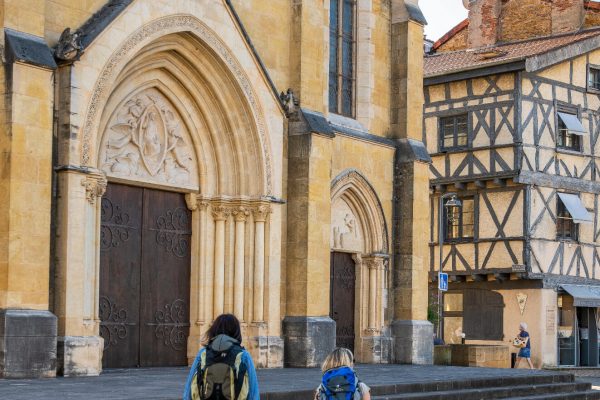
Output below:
[321,347,354,372]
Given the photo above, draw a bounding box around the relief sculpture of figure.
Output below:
[141,111,162,158]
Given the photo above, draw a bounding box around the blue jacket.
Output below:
[183,346,260,400]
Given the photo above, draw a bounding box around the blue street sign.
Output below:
[438,272,449,291]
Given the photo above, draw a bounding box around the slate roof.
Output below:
[425,27,600,78]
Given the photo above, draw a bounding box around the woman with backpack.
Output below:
[314,347,371,400]
[183,314,259,400]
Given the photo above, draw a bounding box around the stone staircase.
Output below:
[261,372,599,400]
[368,373,599,400]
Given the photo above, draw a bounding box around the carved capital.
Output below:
[252,204,271,222]
[363,256,385,271]
[211,206,231,221]
[81,173,107,205]
[233,206,250,222]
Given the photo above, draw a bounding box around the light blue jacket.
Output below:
[182,346,260,400]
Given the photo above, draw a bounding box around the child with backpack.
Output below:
[183,314,259,400]
[315,347,371,400]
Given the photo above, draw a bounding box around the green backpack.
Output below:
[191,340,249,400]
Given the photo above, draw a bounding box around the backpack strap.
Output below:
[232,347,248,399]
[196,350,208,397]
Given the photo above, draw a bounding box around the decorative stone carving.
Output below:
[280,88,299,115]
[232,207,249,222]
[211,206,232,221]
[81,15,272,195]
[331,169,388,254]
[55,28,82,61]
[252,204,271,222]
[99,88,198,189]
[331,197,363,252]
[81,171,107,205]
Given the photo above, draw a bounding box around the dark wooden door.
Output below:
[463,288,504,341]
[140,188,191,366]
[99,183,191,368]
[330,252,356,351]
[99,184,143,368]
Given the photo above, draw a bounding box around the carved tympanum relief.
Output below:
[99,88,199,189]
[331,197,364,252]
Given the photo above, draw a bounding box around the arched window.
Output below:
[329,0,356,117]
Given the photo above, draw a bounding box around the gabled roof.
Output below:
[425,27,600,79]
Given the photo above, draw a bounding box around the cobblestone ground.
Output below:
[0,365,566,400]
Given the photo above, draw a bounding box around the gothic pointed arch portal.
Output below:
[330,169,391,363]
[53,9,286,371]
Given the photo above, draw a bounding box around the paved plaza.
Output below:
[0,364,590,400]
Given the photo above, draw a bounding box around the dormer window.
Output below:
[329,0,356,117]
[557,111,585,152]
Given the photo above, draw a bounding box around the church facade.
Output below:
[0,0,431,377]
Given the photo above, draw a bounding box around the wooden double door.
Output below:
[99,183,191,368]
[330,252,356,351]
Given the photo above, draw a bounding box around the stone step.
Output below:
[508,391,600,400]
[368,373,574,396]
[372,382,591,400]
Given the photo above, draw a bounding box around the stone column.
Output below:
[390,0,433,365]
[233,207,248,320]
[368,260,378,330]
[253,205,269,322]
[212,207,229,317]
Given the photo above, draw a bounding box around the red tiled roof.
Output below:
[425,27,600,77]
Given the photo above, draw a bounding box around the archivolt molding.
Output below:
[80,14,273,195]
[331,169,389,254]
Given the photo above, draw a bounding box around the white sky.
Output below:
[420,0,469,41]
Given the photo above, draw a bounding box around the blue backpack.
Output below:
[318,366,360,400]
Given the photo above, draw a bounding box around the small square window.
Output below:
[440,114,469,151]
[557,196,578,241]
[557,111,583,152]
[589,67,600,91]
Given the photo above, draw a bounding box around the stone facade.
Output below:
[0,0,431,377]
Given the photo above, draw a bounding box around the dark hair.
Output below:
[203,314,242,345]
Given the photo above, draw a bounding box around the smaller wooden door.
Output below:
[330,252,356,351]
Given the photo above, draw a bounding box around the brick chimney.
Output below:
[552,0,584,34]
[468,0,502,49]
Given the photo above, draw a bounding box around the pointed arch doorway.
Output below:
[330,170,390,361]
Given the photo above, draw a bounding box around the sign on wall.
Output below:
[438,272,448,291]
[516,293,528,315]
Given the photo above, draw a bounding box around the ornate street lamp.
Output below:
[437,193,461,340]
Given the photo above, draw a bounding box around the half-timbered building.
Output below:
[425,0,600,367]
